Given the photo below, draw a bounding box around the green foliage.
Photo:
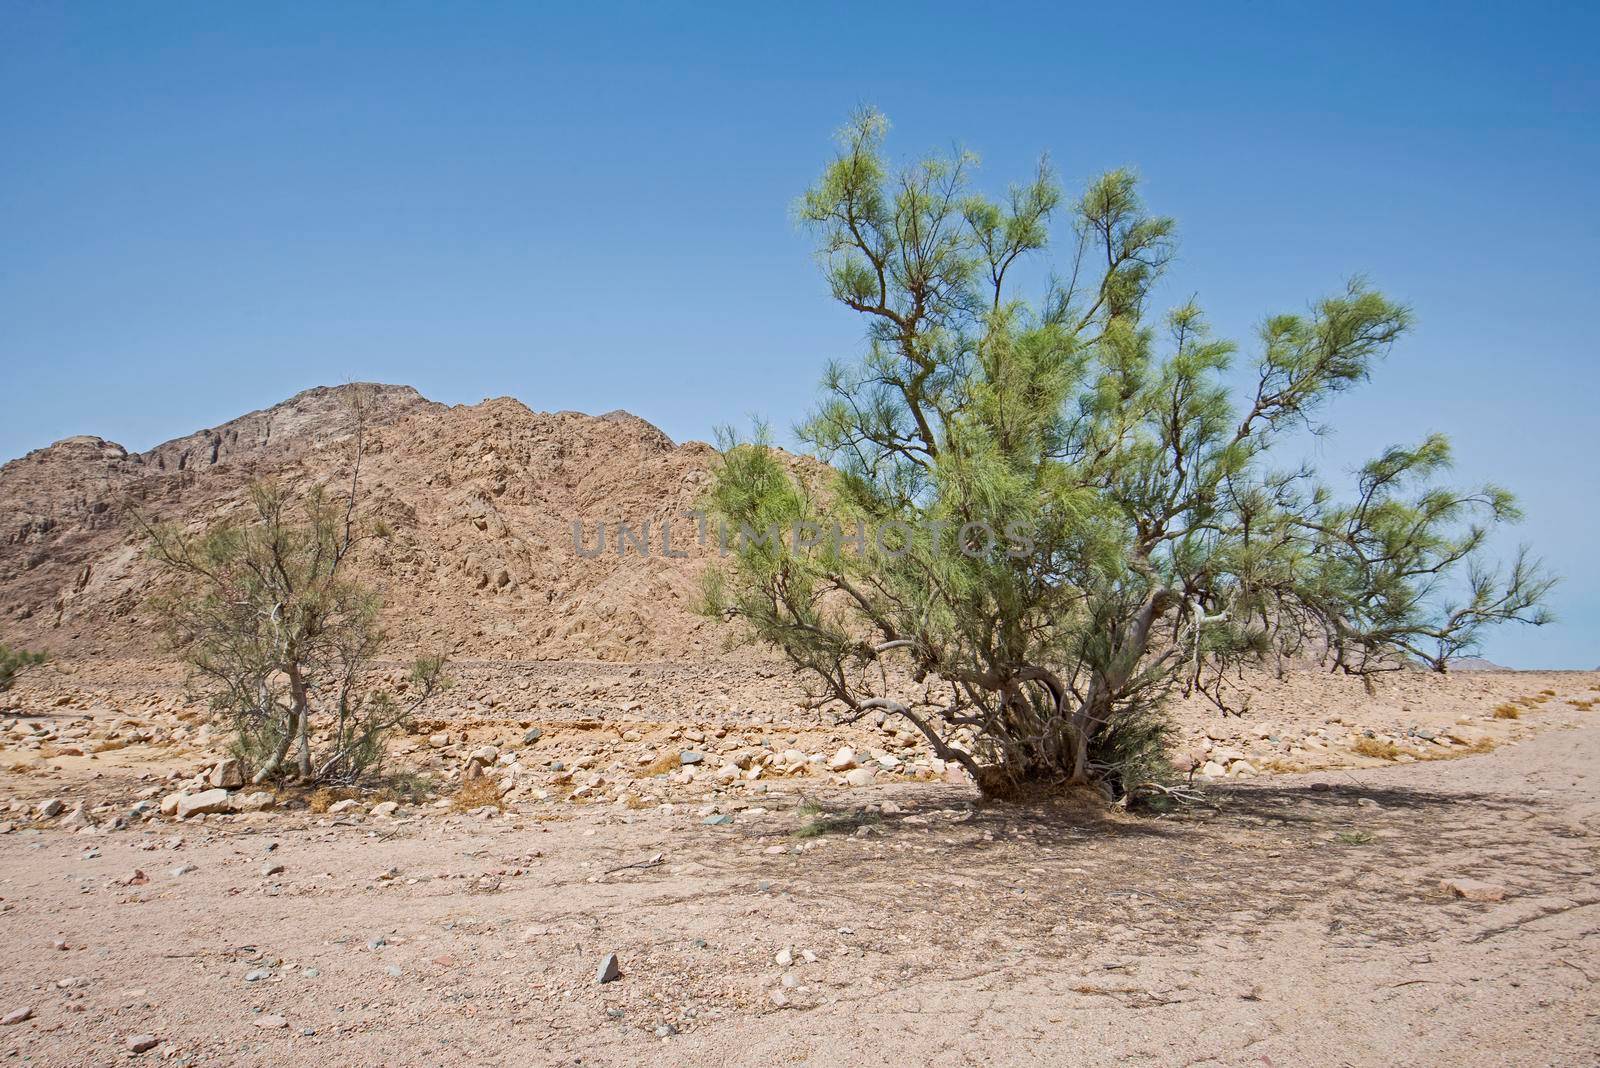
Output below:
[704,109,1554,802]
[0,644,47,692]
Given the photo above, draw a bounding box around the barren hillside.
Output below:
[0,384,727,663]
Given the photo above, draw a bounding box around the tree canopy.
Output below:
[703,109,1554,800]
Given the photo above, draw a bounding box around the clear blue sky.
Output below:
[2,3,1595,668]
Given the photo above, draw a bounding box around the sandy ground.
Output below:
[1,667,1598,1065]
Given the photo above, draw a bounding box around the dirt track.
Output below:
[2,699,1597,1065]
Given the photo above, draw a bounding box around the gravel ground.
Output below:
[1,677,1598,1065]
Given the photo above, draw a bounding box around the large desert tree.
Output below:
[703,110,1553,800]
[140,387,447,784]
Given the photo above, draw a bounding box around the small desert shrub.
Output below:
[1337,830,1375,846]
[453,775,504,812]
[375,771,435,804]
[0,645,46,692]
[139,388,448,787]
[1493,703,1522,719]
[795,808,881,838]
[1353,736,1401,760]
[1539,689,1557,697]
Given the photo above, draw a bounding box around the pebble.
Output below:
[253,1015,288,1029]
[261,863,285,877]
[1440,877,1509,902]
[774,947,794,967]
[127,1034,160,1053]
[244,968,272,982]
[596,952,622,984]
[1,1006,33,1025]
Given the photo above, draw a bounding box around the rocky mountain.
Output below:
[0,384,732,663]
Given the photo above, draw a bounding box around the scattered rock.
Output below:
[175,789,231,819]
[1,1006,33,1026]
[678,750,705,766]
[234,791,275,812]
[844,767,876,787]
[827,747,857,771]
[327,799,360,815]
[1440,877,1508,902]
[370,801,400,818]
[596,952,621,983]
[36,798,63,819]
[127,1034,160,1053]
[208,759,244,789]
[253,1015,288,1029]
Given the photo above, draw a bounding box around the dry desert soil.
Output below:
[0,662,1597,1067]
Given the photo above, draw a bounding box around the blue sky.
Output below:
[1,2,1595,667]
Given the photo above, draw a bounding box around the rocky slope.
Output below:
[0,384,728,662]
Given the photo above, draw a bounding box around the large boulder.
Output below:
[175,789,232,819]
[208,759,244,789]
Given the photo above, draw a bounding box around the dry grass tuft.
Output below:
[452,775,504,812]
[1352,736,1401,760]
[640,751,682,776]
[307,786,357,813]
[1493,703,1522,719]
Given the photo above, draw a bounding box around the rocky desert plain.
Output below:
[1,384,1596,1065]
